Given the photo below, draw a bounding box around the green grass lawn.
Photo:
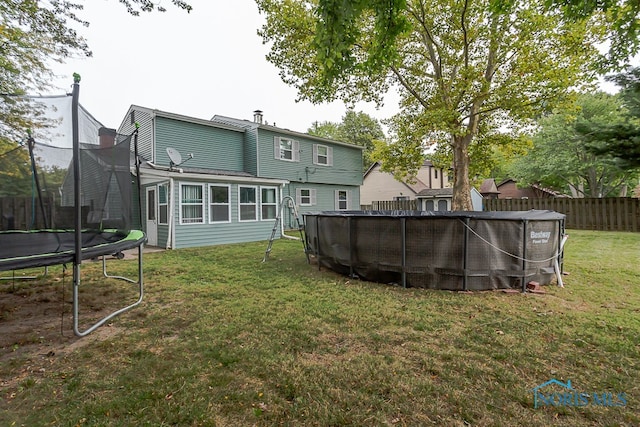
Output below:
[0,229,638,426]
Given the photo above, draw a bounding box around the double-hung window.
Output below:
[180,183,204,224]
[209,184,230,223]
[313,144,333,166]
[239,186,258,221]
[296,188,316,206]
[274,137,300,162]
[335,190,351,210]
[261,187,278,220]
[158,183,168,225]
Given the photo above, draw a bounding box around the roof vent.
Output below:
[253,110,263,124]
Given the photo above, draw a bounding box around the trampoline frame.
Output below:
[0,77,146,336]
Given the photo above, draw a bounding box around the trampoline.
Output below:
[0,229,145,271]
[304,210,566,291]
[0,76,146,336]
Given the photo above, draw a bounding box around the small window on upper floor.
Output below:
[313,144,333,166]
[130,111,135,125]
[274,137,300,162]
[296,188,317,206]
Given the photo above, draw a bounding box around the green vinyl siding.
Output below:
[118,108,154,161]
[280,182,360,229]
[243,128,258,175]
[256,129,363,186]
[171,180,278,249]
[155,117,245,172]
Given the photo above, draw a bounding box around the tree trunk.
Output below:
[451,135,473,211]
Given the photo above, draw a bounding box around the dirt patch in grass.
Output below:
[0,278,127,364]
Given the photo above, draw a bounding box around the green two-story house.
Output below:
[118,107,363,249]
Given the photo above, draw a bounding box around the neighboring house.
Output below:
[360,160,449,205]
[416,187,483,211]
[117,107,363,249]
[481,178,567,199]
[479,178,500,199]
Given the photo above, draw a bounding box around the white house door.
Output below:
[146,187,158,246]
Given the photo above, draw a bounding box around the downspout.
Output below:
[280,183,286,238]
[167,177,175,249]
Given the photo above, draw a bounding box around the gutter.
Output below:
[142,164,288,186]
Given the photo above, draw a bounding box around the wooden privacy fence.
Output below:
[485,198,640,232]
[0,196,79,230]
[362,200,418,211]
[361,197,640,232]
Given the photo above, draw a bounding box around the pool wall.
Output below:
[303,210,566,291]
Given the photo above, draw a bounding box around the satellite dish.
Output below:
[166,147,182,166]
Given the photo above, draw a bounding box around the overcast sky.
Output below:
[47,1,632,135]
[47,0,398,133]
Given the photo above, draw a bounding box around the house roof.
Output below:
[122,105,246,134]
[211,115,364,150]
[138,162,288,185]
[364,160,437,177]
[364,161,434,195]
[416,188,453,198]
[496,178,568,198]
[479,178,500,195]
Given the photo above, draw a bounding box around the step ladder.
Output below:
[263,195,309,263]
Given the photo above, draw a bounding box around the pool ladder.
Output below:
[263,196,308,263]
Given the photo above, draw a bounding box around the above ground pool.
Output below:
[303,210,566,291]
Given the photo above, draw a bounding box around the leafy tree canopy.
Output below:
[0,0,191,144]
[510,92,639,197]
[258,0,609,209]
[583,66,640,169]
[0,1,191,200]
[545,0,640,70]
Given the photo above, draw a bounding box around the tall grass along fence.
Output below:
[485,197,639,232]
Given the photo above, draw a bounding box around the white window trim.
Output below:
[238,185,258,222]
[296,188,317,206]
[179,183,205,225]
[158,183,169,225]
[274,136,300,162]
[335,189,352,210]
[260,186,279,221]
[208,184,231,224]
[313,144,333,166]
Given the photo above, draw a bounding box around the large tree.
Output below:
[584,66,640,169]
[0,1,191,199]
[510,92,639,197]
[308,110,386,169]
[257,0,608,210]
[546,0,640,70]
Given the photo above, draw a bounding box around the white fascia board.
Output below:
[139,167,289,186]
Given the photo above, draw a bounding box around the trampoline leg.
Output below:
[73,244,144,337]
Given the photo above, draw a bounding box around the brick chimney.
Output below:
[98,127,117,148]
